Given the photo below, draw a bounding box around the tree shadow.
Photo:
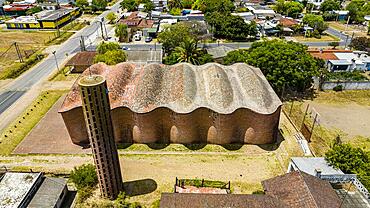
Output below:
[184,143,207,150]
[117,143,133,149]
[257,129,285,151]
[221,143,243,151]
[123,178,157,197]
[146,143,169,150]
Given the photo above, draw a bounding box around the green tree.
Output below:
[320,0,340,12]
[158,23,195,53]
[115,23,128,42]
[69,164,98,190]
[106,12,117,24]
[76,0,89,9]
[173,37,202,65]
[169,7,182,15]
[346,0,370,23]
[206,12,257,40]
[349,36,370,51]
[274,0,286,14]
[223,49,249,65]
[94,50,127,65]
[97,42,121,53]
[168,0,182,9]
[91,0,107,11]
[144,1,155,12]
[223,40,321,93]
[328,41,339,49]
[302,14,328,34]
[181,0,194,8]
[192,0,235,14]
[120,0,138,11]
[285,1,304,17]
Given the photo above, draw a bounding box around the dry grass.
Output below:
[293,34,340,42]
[328,22,369,37]
[313,90,370,106]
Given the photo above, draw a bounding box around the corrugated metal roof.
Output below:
[28,177,67,208]
[59,62,282,115]
[291,157,344,176]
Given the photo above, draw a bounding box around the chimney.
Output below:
[314,168,322,178]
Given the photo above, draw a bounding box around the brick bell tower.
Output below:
[79,75,123,199]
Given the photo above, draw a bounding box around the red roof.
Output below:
[308,49,352,60]
[279,18,298,27]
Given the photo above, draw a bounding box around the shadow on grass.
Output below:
[184,143,207,150]
[117,143,133,149]
[257,129,285,151]
[221,143,243,151]
[123,178,157,196]
[146,143,169,150]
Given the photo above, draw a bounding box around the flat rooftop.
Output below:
[0,172,42,208]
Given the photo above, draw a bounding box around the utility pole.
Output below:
[80,36,86,51]
[13,42,23,63]
[52,51,60,73]
[102,17,108,39]
[99,21,105,40]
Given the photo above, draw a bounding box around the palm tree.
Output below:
[173,38,202,65]
[115,23,128,42]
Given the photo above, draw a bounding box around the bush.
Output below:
[70,164,98,190]
[332,85,343,91]
[325,71,368,81]
[312,30,321,39]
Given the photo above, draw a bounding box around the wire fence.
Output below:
[174,177,231,192]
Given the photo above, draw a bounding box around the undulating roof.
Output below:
[159,193,288,208]
[262,171,341,208]
[59,62,282,115]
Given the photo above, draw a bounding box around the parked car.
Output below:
[145,37,153,43]
[134,34,141,41]
[122,46,131,50]
[0,20,4,24]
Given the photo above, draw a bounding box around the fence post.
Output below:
[202,179,204,187]
[289,101,295,116]
[301,104,310,130]
[308,114,318,142]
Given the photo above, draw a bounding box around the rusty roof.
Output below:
[59,62,282,115]
[308,49,352,60]
[279,18,298,27]
[262,171,341,208]
[65,51,97,66]
[159,193,288,208]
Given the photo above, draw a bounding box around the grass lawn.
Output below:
[49,66,80,81]
[293,34,340,42]
[0,90,66,155]
[314,90,370,106]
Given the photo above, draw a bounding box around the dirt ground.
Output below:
[305,101,370,137]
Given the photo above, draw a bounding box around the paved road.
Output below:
[0,2,121,116]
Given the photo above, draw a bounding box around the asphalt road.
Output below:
[0,2,122,116]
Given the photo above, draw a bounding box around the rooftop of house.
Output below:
[159,193,287,208]
[290,157,344,176]
[27,177,67,208]
[35,8,77,21]
[59,62,282,115]
[262,171,341,208]
[307,49,352,60]
[279,18,298,27]
[0,172,43,208]
[65,51,97,67]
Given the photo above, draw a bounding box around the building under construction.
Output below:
[78,75,122,199]
[59,62,282,145]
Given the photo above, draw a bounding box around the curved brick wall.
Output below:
[61,106,281,145]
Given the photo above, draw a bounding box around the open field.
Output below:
[0,90,66,155]
[293,34,340,42]
[328,21,369,37]
[284,90,370,156]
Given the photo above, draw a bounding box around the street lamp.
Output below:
[52,51,60,73]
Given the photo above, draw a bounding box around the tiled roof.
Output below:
[59,62,282,115]
[159,193,288,208]
[307,49,352,60]
[262,171,341,208]
[65,51,97,67]
[279,18,298,27]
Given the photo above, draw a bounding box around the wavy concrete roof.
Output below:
[59,62,282,115]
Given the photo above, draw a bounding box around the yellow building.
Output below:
[6,7,81,29]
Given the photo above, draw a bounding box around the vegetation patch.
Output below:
[0,52,45,80]
[325,71,369,81]
[0,90,66,155]
[314,90,370,106]
[49,66,80,81]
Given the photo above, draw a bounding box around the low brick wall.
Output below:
[321,81,370,90]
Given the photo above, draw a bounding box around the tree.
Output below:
[106,12,117,24]
[206,12,257,40]
[168,0,182,9]
[302,14,328,34]
[223,40,321,93]
[94,50,127,65]
[170,7,182,15]
[349,37,370,51]
[328,41,339,49]
[320,0,340,12]
[158,23,195,53]
[97,42,121,54]
[284,1,304,17]
[91,0,107,11]
[346,0,370,23]
[192,0,235,14]
[115,23,128,42]
[120,0,138,11]
[69,164,98,190]
[144,1,155,12]
[76,0,89,9]
[173,37,202,65]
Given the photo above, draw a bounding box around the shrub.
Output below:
[333,85,343,91]
[70,164,98,190]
